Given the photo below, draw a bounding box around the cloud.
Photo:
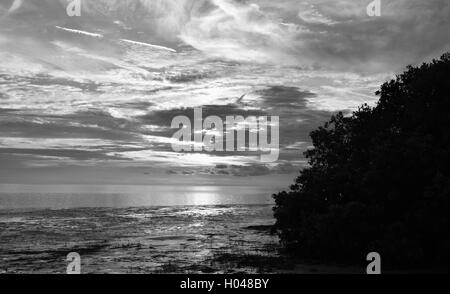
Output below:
[4,0,449,73]
[55,26,104,38]
[179,0,450,72]
[180,0,291,62]
[255,86,316,109]
[1,0,448,183]
[119,39,176,52]
[113,150,259,167]
[139,104,266,127]
[0,147,119,161]
[297,1,337,25]
[203,161,303,176]
[8,0,23,14]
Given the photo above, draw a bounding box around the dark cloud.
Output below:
[255,86,316,109]
[289,0,450,73]
[0,148,121,161]
[139,104,267,127]
[250,86,340,156]
[137,89,339,163]
[165,71,209,83]
[26,74,102,92]
[215,164,228,169]
[205,162,301,177]
[0,110,140,141]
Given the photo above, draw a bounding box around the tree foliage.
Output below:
[273,53,450,267]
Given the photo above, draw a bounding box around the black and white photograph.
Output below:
[0,0,449,279]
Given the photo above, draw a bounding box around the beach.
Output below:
[0,203,282,274]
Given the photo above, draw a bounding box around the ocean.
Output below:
[0,185,278,274]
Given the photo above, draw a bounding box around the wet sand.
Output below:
[0,205,282,274]
[0,203,370,274]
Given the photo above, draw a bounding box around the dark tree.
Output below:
[273,53,450,268]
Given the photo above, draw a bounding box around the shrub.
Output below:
[273,53,450,268]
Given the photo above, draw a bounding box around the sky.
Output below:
[0,0,449,189]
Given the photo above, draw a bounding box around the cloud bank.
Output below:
[0,0,449,183]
